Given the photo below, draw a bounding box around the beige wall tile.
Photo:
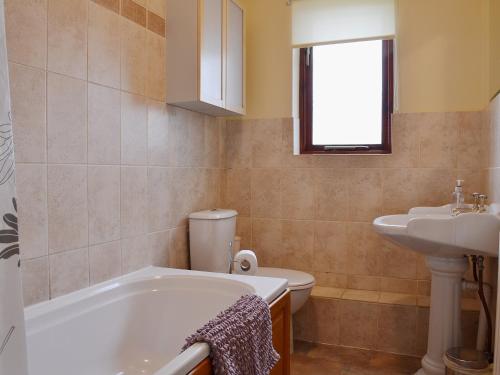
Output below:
[384,114,419,168]
[47,73,87,164]
[121,92,148,165]
[203,116,222,168]
[314,169,349,221]
[379,292,417,306]
[121,166,148,237]
[146,31,166,101]
[5,0,47,69]
[147,11,166,37]
[349,169,383,222]
[149,230,170,267]
[21,256,49,306]
[88,1,121,89]
[252,218,282,267]
[148,101,175,166]
[92,0,120,14]
[457,112,484,169]
[380,240,417,279]
[171,168,206,226]
[48,0,87,79]
[347,275,380,292]
[169,226,189,269]
[121,235,150,273]
[312,155,349,169]
[311,286,344,299]
[48,165,88,253]
[339,300,380,349]
[122,0,147,26]
[16,163,48,260]
[313,272,348,288]
[252,119,283,168]
[377,305,417,355]
[147,167,174,232]
[148,0,165,17]
[313,221,348,274]
[251,168,281,218]
[121,18,147,95]
[281,169,315,220]
[342,289,380,303]
[89,241,122,284]
[416,254,431,280]
[281,118,313,168]
[417,280,431,296]
[88,166,121,245]
[9,63,46,163]
[308,297,340,345]
[88,83,121,165]
[347,223,382,276]
[281,220,314,272]
[382,169,419,214]
[236,216,252,249]
[418,112,458,168]
[49,247,89,298]
[174,109,205,167]
[205,168,222,208]
[225,119,252,168]
[223,168,251,217]
[415,168,454,207]
[380,277,418,295]
[416,307,429,356]
[346,155,385,169]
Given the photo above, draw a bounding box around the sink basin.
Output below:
[373,204,500,258]
[373,204,500,375]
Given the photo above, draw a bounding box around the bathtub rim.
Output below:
[24,266,288,375]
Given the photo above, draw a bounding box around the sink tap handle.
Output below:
[472,193,481,211]
[479,194,488,212]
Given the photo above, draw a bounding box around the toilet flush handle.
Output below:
[227,240,233,273]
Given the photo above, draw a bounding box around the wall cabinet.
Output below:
[166,0,245,116]
[188,290,291,375]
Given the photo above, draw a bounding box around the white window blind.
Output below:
[291,0,396,47]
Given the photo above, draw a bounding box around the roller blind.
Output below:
[291,0,396,47]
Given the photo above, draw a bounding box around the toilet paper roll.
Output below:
[233,250,258,276]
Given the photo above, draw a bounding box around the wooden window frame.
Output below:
[299,39,394,154]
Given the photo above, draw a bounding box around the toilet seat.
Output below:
[256,267,315,290]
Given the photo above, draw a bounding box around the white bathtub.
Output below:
[24,267,287,375]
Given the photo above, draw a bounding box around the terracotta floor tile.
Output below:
[292,341,421,375]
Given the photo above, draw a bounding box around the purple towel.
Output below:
[183,294,280,375]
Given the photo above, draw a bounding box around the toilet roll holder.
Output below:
[227,240,253,273]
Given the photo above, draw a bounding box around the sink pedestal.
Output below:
[416,256,468,375]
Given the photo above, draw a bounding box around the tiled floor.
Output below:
[291,341,422,375]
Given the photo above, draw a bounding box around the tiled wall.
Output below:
[223,113,486,294]
[222,113,486,355]
[487,94,500,202]
[5,0,223,305]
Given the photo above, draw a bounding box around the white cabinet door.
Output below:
[226,0,245,114]
[200,0,224,108]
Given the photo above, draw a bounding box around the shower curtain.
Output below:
[0,0,28,374]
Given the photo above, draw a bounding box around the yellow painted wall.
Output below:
[240,0,292,119]
[491,0,500,98]
[397,0,489,113]
[241,0,492,117]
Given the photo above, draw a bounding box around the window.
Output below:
[299,39,394,154]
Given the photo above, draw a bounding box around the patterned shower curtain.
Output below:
[0,0,28,374]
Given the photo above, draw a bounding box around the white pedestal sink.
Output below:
[373,204,500,375]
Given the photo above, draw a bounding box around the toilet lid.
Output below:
[256,267,315,290]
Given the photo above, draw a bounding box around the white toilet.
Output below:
[188,209,315,315]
